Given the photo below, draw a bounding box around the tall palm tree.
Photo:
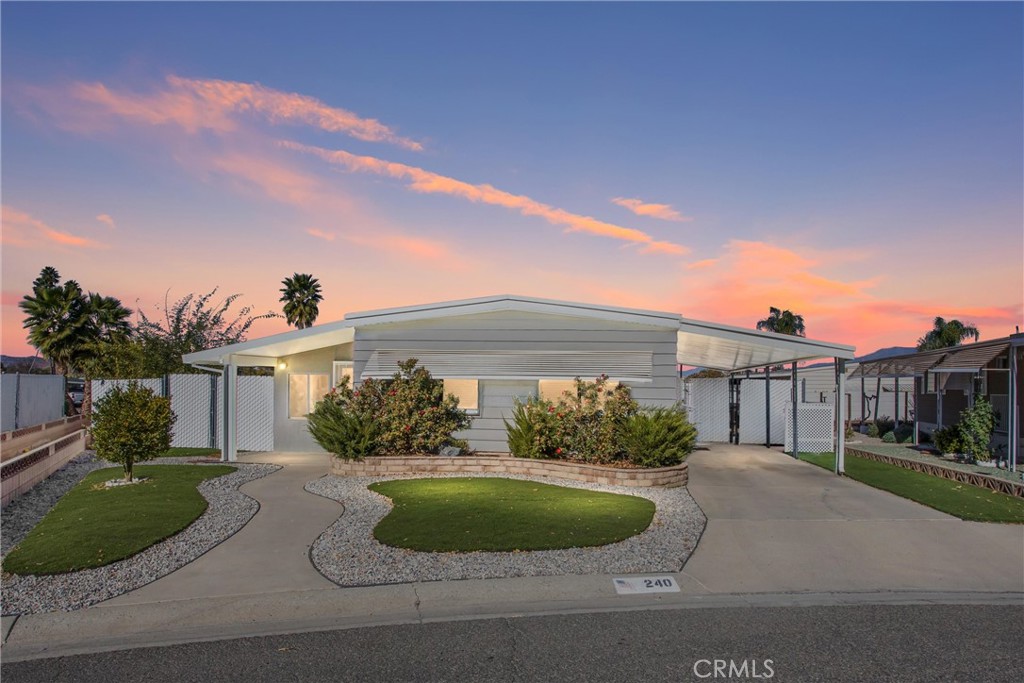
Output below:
[755,307,806,337]
[279,273,323,329]
[917,317,980,351]
[20,276,90,376]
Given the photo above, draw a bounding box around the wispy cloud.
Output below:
[96,213,116,229]
[612,197,692,222]
[282,141,689,256]
[686,258,718,270]
[29,75,423,150]
[306,228,335,242]
[2,205,106,249]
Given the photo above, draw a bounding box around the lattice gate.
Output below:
[785,403,835,454]
[738,378,790,445]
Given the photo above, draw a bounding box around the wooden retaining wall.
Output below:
[331,455,688,488]
[1,429,88,508]
[845,446,1024,499]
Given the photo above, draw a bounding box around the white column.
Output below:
[221,361,238,462]
[791,362,799,458]
[835,358,846,474]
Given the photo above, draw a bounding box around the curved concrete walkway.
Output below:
[103,453,340,606]
[681,445,1024,594]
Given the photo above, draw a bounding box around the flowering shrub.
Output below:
[308,359,470,459]
[505,375,640,465]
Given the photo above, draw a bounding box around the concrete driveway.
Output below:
[681,445,1024,594]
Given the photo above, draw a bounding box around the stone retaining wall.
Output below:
[330,455,688,488]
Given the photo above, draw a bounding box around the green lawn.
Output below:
[368,477,655,552]
[3,464,235,575]
[158,447,221,458]
[799,452,1024,523]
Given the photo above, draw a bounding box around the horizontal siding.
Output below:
[360,311,673,331]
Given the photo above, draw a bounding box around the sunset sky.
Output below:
[2,2,1022,359]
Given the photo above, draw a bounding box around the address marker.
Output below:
[613,576,680,594]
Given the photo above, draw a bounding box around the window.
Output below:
[333,361,354,389]
[538,379,621,403]
[443,379,479,414]
[538,379,578,402]
[289,373,329,419]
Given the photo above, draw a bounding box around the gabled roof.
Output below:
[183,294,855,370]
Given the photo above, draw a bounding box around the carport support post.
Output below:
[835,358,846,474]
[790,362,799,458]
[765,366,772,448]
[221,361,238,463]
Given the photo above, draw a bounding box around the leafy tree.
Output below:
[916,317,980,351]
[134,288,279,374]
[279,273,324,329]
[755,307,806,337]
[90,382,175,482]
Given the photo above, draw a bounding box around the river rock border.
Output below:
[306,472,706,586]
[1,461,280,615]
[331,455,688,487]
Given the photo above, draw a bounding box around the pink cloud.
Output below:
[686,258,718,270]
[612,197,692,222]
[24,76,422,150]
[96,213,116,229]
[282,141,690,256]
[306,228,336,242]
[1,206,106,249]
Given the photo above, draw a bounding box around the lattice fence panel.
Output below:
[684,378,731,443]
[236,376,274,452]
[169,374,215,448]
[785,403,835,454]
[738,379,790,445]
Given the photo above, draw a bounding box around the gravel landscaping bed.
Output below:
[1,458,280,615]
[306,473,706,586]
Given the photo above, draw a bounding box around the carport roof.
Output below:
[182,294,855,371]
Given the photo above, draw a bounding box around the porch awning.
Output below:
[360,349,654,382]
[931,342,1009,373]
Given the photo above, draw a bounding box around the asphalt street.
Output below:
[3,603,1021,682]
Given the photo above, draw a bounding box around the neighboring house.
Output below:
[184,295,855,459]
[853,334,1022,467]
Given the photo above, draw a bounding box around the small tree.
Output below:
[90,382,175,481]
[957,397,995,462]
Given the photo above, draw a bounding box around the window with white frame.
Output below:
[333,361,354,390]
[289,373,330,419]
[443,379,479,414]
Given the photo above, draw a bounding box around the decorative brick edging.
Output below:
[330,455,688,488]
[845,446,1024,499]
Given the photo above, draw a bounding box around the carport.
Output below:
[676,318,855,472]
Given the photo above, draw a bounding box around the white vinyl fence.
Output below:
[1,374,67,432]
[92,375,273,451]
[785,403,836,454]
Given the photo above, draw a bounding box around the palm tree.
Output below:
[279,273,323,329]
[755,307,806,337]
[917,317,980,351]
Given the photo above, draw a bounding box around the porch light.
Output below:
[278,361,287,370]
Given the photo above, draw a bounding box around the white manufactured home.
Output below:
[184,295,855,465]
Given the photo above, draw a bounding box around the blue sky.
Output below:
[2,1,1021,355]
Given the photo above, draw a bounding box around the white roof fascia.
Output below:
[345,294,681,329]
[182,322,356,365]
